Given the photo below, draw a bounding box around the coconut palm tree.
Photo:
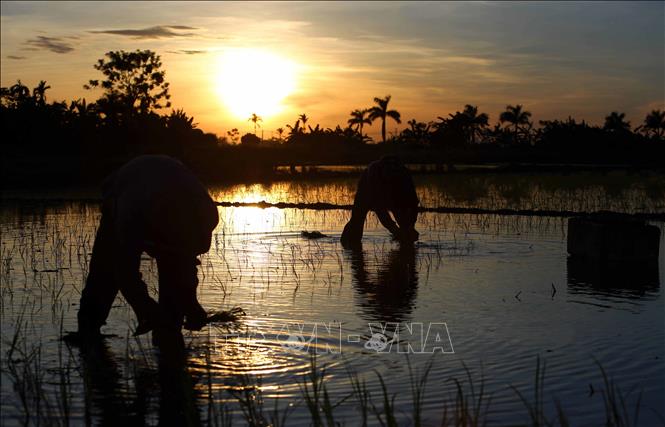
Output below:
[298,114,309,129]
[248,113,262,135]
[286,119,300,135]
[641,110,664,139]
[347,109,372,137]
[403,119,431,144]
[65,98,98,128]
[499,104,531,143]
[603,111,630,133]
[167,108,196,131]
[7,80,30,108]
[462,104,489,144]
[308,124,322,134]
[32,80,51,106]
[276,127,285,142]
[368,95,401,143]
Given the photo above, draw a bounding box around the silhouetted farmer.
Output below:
[77,155,219,341]
[341,156,419,247]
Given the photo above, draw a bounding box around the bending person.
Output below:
[77,155,219,342]
[341,156,419,247]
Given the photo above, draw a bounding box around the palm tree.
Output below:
[499,104,531,143]
[298,114,309,130]
[642,110,664,138]
[68,98,93,117]
[66,98,97,127]
[308,124,322,134]
[248,113,262,136]
[462,105,489,144]
[286,119,301,135]
[9,80,30,107]
[167,108,196,131]
[276,127,285,142]
[32,80,51,106]
[403,119,431,144]
[603,111,630,132]
[368,95,401,143]
[347,109,372,137]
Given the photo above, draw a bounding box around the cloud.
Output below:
[6,55,27,60]
[25,36,74,53]
[167,49,207,55]
[168,25,197,30]
[91,25,197,39]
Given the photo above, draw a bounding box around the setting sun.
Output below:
[215,48,297,120]
[2,2,665,425]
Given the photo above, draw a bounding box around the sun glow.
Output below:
[216,48,297,120]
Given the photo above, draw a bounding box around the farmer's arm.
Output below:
[341,170,371,246]
[157,254,208,331]
[375,209,401,237]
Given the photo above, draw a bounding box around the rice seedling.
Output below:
[595,357,644,427]
[510,356,547,427]
[299,353,342,427]
[407,355,433,427]
[441,361,491,427]
[372,371,398,427]
[345,365,371,427]
[1,175,663,425]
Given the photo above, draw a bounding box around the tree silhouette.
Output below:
[226,128,240,144]
[248,113,262,136]
[241,132,261,145]
[462,105,489,144]
[298,114,309,131]
[68,98,93,116]
[401,119,431,145]
[286,118,303,140]
[84,49,171,115]
[11,80,30,100]
[66,98,98,128]
[276,127,285,142]
[499,104,531,143]
[0,80,30,109]
[603,111,630,132]
[32,80,51,107]
[368,95,401,143]
[429,105,489,146]
[167,108,197,131]
[641,110,665,139]
[347,109,372,137]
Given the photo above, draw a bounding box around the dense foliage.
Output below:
[1,50,663,187]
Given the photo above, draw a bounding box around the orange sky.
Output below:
[1,1,663,140]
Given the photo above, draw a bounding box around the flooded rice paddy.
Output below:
[1,172,664,426]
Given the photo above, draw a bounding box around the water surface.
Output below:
[1,174,664,425]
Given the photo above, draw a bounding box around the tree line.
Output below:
[1,49,663,186]
[232,97,664,148]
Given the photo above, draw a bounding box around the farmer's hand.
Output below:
[183,302,208,331]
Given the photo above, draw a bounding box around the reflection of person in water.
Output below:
[78,341,142,425]
[341,156,419,248]
[348,243,418,323]
[76,155,219,343]
[77,339,200,425]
